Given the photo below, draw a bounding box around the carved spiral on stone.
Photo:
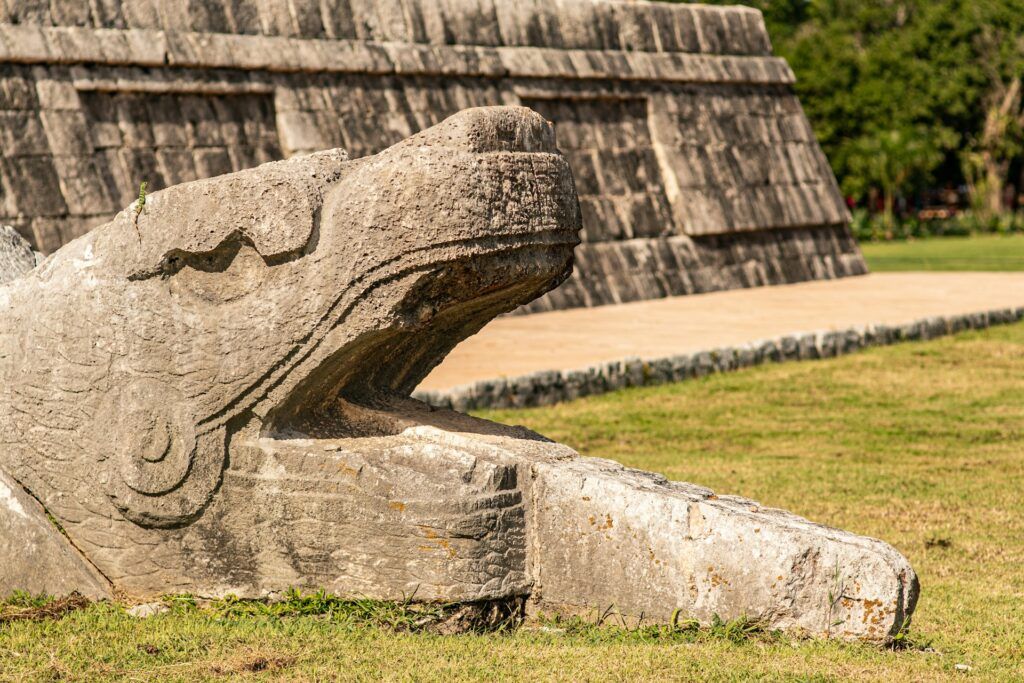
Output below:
[96,378,226,528]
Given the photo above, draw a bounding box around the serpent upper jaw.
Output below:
[247,109,581,441]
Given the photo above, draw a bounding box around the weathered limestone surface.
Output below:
[0,107,914,641]
[0,105,581,601]
[0,0,865,311]
[0,469,110,599]
[0,225,36,285]
[528,458,917,641]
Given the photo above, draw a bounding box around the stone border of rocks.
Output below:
[414,306,1024,411]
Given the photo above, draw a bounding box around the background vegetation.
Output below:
[681,0,1024,237]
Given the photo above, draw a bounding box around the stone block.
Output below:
[758,339,782,362]
[648,357,673,385]
[692,350,714,377]
[0,469,110,600]
[511,374,537,408]
[117,147,164,194]
[669,353,692,381]
[0,69,39,110]
[51,154,121,215]
[0,111,50,157]
[0,24,51,62]
[34,77,80,110]
[864,324,889,346]
[779,335,799,360]
[734,344,757,367]
[0,156,68,216]
[989,308,1014,325]
[27,216,63,252]
[0,223,36,284]
[818,331,838,357]
[49,0,94,26]
[529,457,917,642]
[155,148,198,186]
[277,109,328,155]
[899,323,921,341]
[192,147,234,178]
[712,346,736,372]
[926,317,949,339]
[622,358,644,387]
[842,329,864,353]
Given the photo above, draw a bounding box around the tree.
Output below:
[845,127,947,235]
[960,20,1024,218]
[667,0,1024,216]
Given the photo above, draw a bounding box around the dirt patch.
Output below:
[428,598,525,635]
[0,592,90,624]
[210,650,297,676]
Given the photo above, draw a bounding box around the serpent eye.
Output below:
[167,241,268,304]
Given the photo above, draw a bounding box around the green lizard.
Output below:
[132,181,147,242]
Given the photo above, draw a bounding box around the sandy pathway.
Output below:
[419,272,1024,391]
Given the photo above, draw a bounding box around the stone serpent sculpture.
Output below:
[0,106,917,642]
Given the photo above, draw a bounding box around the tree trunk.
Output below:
[982,151,1008,217]
[976,79,1023,219]
[882,187,896,237]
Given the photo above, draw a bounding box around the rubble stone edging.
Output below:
[415,306,1024,411]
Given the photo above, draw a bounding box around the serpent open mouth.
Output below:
[261,228,579,440]
[241,111,584,442]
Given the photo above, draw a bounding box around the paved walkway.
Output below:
[418,272,1024,392]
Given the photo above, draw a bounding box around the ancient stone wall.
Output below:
[0,0,866,310]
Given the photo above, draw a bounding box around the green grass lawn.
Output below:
[3,325,1024,681]
[860,233,1024,271]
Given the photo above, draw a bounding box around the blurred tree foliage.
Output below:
[668,0,1024,215]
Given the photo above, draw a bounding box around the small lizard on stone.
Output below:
[132,181,147,242]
